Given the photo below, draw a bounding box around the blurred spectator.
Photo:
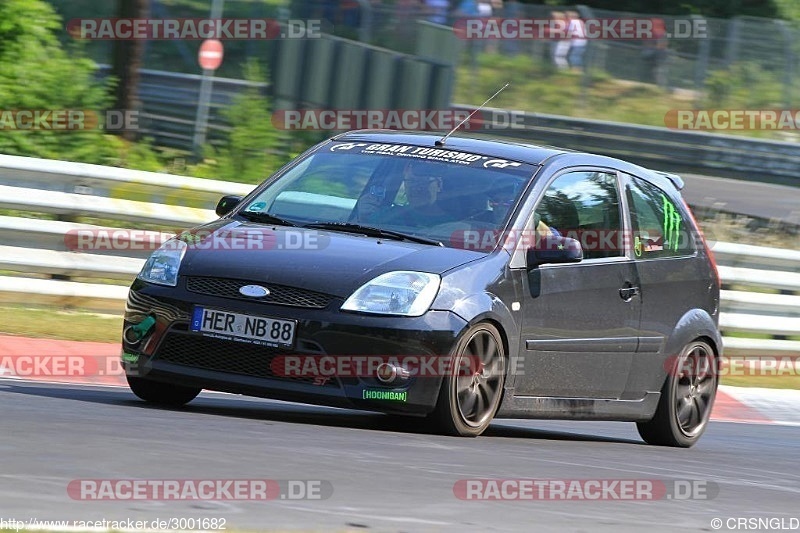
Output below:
[341,0,362,29]
[642,18,669,88]
[454,0,492,17]
[485,0,503,53]
[454,0,478,17]
[456,0,491,56]
[395,0,422,43]
[424,0,449,24]
[551,11,570,69]
[566,11,587,70]
[500,0,522,55]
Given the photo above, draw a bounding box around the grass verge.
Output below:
[722,375,800,389]
[0,306,796,389]
[0,305,122,344]
[455,53,800,142]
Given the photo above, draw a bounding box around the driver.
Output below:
[358,160,452,227]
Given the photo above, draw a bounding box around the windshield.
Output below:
[240,141,536,250]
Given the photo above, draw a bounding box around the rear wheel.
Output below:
[430,323,506,437]
[637,340,718,447]
[127,376,201,407]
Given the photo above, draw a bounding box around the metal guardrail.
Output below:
[91,68,800,187]
[0,155,797,354]
[454,105,800,187]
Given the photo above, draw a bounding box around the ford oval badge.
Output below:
[239,284,270,298]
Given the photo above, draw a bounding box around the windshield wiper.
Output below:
[238,211,298,227]
[304,222,444,246]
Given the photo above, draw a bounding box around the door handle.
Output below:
[619,284,639,301]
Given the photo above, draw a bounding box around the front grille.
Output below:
[154,332,338,387]
[186,277,336,309]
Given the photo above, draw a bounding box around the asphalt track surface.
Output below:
[681,173,800,224]
[2,380,799,532]
[1,174,797,531]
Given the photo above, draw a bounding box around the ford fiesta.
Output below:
[122,130,721,447]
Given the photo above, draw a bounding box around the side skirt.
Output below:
[495,389,661,422]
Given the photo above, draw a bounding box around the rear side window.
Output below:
[626,176,696,258]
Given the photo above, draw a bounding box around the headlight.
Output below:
[136,239,187,286]
[341,271,440,316]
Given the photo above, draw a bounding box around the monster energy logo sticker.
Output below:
[662,195,682,251]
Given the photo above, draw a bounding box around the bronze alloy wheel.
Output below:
[637,340,718,447]
[432,322,506,437]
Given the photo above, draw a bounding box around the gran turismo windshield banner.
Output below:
[329,141,528,170]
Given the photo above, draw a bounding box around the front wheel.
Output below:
[637,340,718,447]
[430,322,506,437]
[127,376,201,407]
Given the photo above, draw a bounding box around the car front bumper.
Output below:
[122,278,468,415]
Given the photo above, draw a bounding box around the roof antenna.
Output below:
[435,82,509,147]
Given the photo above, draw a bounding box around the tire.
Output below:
[127,375,201,407]
[430,322,506,437]
[637,340,718,447]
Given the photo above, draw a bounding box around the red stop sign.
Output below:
[198,39,224,70]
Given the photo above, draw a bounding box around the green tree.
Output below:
[111,0,150,141]
[0,0,141,164]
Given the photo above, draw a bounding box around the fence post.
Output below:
[576,5,594,110]
[776,20,794,108]
[353,0,373,43]
[693,15,711,104]
[191,0,225,159]
[724,17,741,68]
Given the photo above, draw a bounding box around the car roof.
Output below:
[332,130,682,194]
[333,130,568,165]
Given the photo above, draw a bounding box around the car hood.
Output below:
[179,220,487,298]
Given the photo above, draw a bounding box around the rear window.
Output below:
[626,176,696,258]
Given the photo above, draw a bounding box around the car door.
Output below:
[512,170,640,399]
[620,173,711,397]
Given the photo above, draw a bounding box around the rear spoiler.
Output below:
[652,170,685,191]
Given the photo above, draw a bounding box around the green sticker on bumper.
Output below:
[122,352,140,364]
[362,389,407,402]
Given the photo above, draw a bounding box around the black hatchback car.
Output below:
[122,131,721,447]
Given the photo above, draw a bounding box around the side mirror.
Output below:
[216,195,243,217]
[526,235,583,268]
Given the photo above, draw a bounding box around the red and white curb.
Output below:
[2,335,799,425]
[0,334,124,387]
[716,385,800,426]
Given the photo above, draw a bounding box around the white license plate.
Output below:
[190,307,296,348]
